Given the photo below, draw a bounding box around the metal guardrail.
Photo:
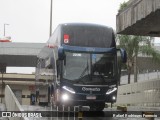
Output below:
[4,85,29,120]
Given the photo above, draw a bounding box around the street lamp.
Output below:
[4,24,9,37]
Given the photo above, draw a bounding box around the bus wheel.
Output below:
[89,102,105,111]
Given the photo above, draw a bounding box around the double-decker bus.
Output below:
[36,23,127,111]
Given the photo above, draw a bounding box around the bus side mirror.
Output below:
[119,48,127,63]
[58,47,65,60]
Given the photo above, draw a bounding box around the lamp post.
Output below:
[49,0,53,37]
[4,24,9,37]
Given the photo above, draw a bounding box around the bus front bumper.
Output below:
[59,92,116,106]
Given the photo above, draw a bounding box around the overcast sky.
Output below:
[0,0,141,73]
[0,0,129,42]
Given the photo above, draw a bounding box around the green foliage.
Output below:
[119,1,128,12]
[140,45,160,62]
[117,35,160,83]
[117,35,159,62]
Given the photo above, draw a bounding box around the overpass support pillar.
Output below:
[0,63,6,103]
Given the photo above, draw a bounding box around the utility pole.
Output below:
[49,0,53,37]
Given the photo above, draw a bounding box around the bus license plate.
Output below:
[86,95,96,100]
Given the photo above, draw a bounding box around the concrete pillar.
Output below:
[0,63,7,103]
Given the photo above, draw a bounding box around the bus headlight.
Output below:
[62,86,75,94]
[112,96,116,100]
[106,87,117,95]
[62,94,69,101]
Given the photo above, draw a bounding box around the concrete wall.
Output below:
[137,57,160,71]
[9,84,34,105]
[0,73,50,105]
[117,79,160,107]
[0,84,34,105]
[5,85,29,120]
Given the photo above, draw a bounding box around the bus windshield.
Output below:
[63,51,116,84]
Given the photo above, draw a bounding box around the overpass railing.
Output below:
[5,85,29,120]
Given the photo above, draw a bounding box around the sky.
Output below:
[0,0,149,73]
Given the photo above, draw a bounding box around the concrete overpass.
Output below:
[116,0,160,36]
[0,42,45,68]
[0,42,160,72]
[0,73,53,85]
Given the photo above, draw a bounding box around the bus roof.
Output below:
[47,23,116,49]
[60,23,116,48]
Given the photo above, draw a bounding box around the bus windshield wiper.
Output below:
[79,59,89,78]
[78,58,90,81]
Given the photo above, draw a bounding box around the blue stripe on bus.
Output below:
[61,44,116,53]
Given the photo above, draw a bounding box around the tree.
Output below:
[118,1,128,12]
[117,35,160,84]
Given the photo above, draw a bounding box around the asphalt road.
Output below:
[22,105,160,120]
